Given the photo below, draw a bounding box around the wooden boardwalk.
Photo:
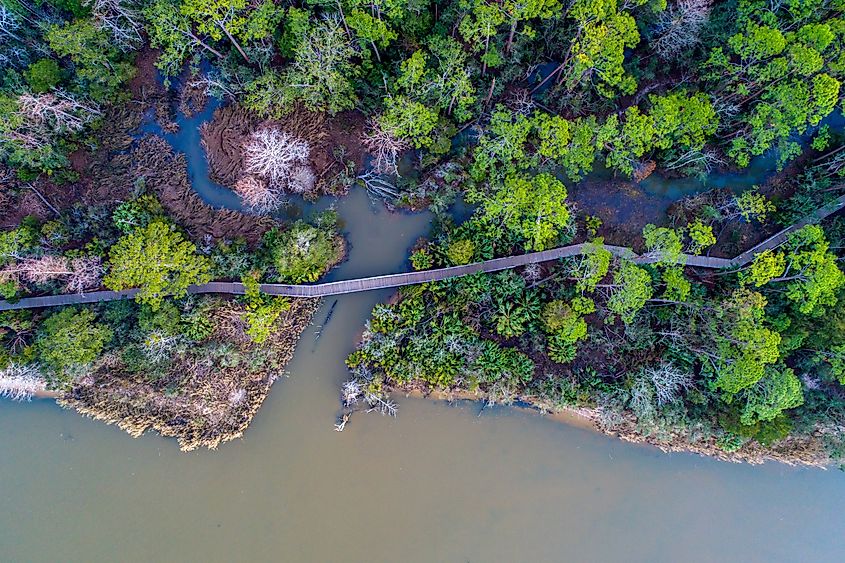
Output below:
[2,194,844,311]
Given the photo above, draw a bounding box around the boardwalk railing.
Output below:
[2,194,844,311]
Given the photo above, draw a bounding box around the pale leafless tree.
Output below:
[0,255,102,292]
[362,120,409,176]
[365,391,398,416]
[66,257,104,292]
[233,175,287,214]
[0,4,22,43]
[85,0,143,51]
[0,363,46,401]
[243,127,312,193]
[142,331,184,363]
[288,165,317,194]
[644,362,694,406]
[506,88,535,115]
[341,379,363,407]
[521,263,542,283]
[17,91,102,134]
[652,0,712,60]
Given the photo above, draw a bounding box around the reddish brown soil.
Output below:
[128,46,163,100]
[0,185,67,229]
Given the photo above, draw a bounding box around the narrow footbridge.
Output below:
[2,194,844,311]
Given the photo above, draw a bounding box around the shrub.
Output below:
[37,307,111,386]
[266,222,342,283]
[25,59,63,93]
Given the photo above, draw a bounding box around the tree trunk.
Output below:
[218,22,250,63]
[186,29,224,58]
[506,18,517,53]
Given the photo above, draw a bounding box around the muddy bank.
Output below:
[58,297,321,451]
[200,104,367,199]
[390,386,833,468]
[90,132,278,243]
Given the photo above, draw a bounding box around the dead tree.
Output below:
[243,127,311,190]
[233,175,287,214]
[85,0,143,51]
[652,0,712,60]
[0,363,46,401]
[361,120,409,176]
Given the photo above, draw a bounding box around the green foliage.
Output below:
[144,0,201,78]
[542,297,594,363]
[642,224,684,265]
[571,239,612,293]
[743,249,786,287]
[266,221,342,283]
[46,19,134,101]
[138,301,182,336]
[104,221,212,310]
[112,195,165,234]
[241,273,290,343]
[476,173,571,251]
[347,9,397,57]
[735,190,775,222]
[0,221,40,266]
[746,226,845,315]
[687,220,716,255]
[37,307,111,385]
[711,288,781,396]
[410,248,434,270]
[281,17,359,114]
[564,0,643,97]
[741,366,804,425]
[606,261,653,324]
[379,96,439,148]
[446,239,475,265]
[661,266,691,302]
[25,59,63,93]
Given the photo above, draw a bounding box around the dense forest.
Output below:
[0,0,844,460]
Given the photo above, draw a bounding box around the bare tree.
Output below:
[0,363,46,401]
[142,331,184,363]
[361,120,409,176]
[644,362,694,406]
[233,175,287,214]
[0,255,102,292]
[17,91,102,133]
[66,257,104,293]
[85,0,143,51]
[652,0,712,60]
[0,4,22,43]
[243,127,312,191]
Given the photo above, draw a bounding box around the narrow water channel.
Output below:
[2,101,844,563]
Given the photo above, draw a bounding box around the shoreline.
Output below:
[392,387,833,469]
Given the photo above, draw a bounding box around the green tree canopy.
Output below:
[104,222,212,310]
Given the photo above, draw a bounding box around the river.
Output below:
[2,99,845,563]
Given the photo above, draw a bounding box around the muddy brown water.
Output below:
[3,104,845,561]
